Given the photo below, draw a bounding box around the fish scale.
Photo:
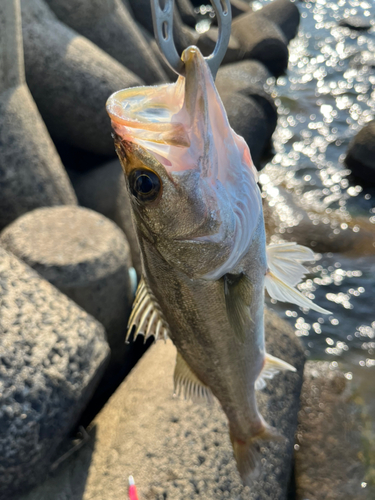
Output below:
[107,46,329,484]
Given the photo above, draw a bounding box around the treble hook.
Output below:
[150,0,232,80]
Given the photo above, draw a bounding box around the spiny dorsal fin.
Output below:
[174,351,214,404]
[224,273,253,342]
[255,353,296,391]
[127,277,170,343]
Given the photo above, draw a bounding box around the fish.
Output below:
[106,46,330,484]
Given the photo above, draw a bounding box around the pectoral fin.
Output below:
[265,271,331,314]
[127,277,170,342]
[255,352,296,390]
[174,351,214,404]
[224,273,253,342]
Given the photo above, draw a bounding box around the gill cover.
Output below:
[107,46,262,280]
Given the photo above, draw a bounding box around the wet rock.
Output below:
[0,247,110,499]
[0,206,133,358]
[221,92,270,167]
[217,61,277,140]
[339,15,371,31]
[232,12,289,76]
[17,308,305,500]
[21,0,143,156]
[263,185,375,256]
[0,0,77,231]
[44,0,167,85]
[256,0,300,42]
[345,120,375,185]
[295,362,369,500]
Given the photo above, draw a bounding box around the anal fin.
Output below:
[174,351,214,404]
[255,352,296,390]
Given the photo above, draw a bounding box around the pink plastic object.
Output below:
[128,476,139,500]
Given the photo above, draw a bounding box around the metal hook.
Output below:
[150,0,232,80]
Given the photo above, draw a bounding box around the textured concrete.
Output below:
[232,12,289,76]
[44,0,167,85]
[66,159,143,277]
[221,92,269,167]
[0,247,110,499]
[345,120,375,185]
[0,206,133,357]
[0,0,77,231]
[21,0,143,156]
[295,362,371,500]
[256,0,300,42]
[17,308,305,500]
[217,61,277,142]
[0,0,24,91]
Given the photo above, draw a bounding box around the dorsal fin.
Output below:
[255,353,296,391]
[127,277,170,342]
[174,351,214,404]
[224,273,253,342]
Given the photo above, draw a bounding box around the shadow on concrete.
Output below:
[16,425,97,500]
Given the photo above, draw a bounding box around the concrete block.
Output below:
[295,362,370,500]
[256,0,300,42]
[345,120,375,185]
[44,0,167,84]
[0,206,133,357]
[16,308,305,500]
[0,0,77,231]
[20,0,143,156]
[0,247,110,499]
[232,12,289,76]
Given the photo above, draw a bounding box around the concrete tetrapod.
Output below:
[66,160,142,278]
[231,11,289,76]
[20,0,143,156]
[216,60,277,141]
[16,308,305,500]
[44,0,167,85]
[0,0,77,231]
[255,0,300,43]
[345,120,375,185]
[295,362,371,500]
[0,206,133,362]
[0,247,110,499]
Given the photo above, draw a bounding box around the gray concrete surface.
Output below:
[295,361,372,500]
[44,0,167,85]
[0,0,77,231]
[0,247,110,499]
[17,308,305,500]
[21,0,143,156]
[345,120,375,185]
[256,0,300,42]
[232,12,289,76]
[0,206,133,358]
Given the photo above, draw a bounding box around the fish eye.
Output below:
[128,169,162,203]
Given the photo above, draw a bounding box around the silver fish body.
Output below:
[107,46,330,483]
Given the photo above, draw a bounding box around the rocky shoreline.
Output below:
[0,0,372,498]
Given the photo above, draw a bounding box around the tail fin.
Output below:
[230,423,283,485]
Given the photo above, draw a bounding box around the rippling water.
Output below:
[255,0,375,489]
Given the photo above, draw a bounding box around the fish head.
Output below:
[107,47,262,280]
